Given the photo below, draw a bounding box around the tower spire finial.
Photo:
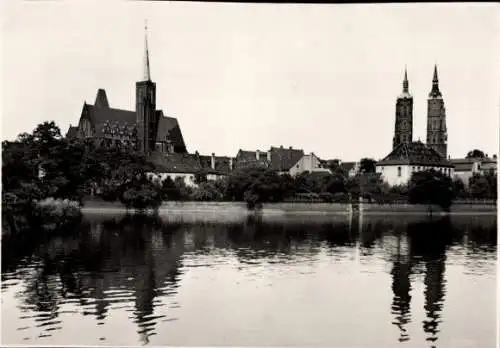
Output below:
[403,65,409,93]
[429,63,441,98]
[143,19,151,81]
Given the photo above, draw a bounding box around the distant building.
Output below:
[339,161,360,177]
[289,153,331,176]
[235,146,304,175]
[234,146,329,176]
[147,152,233,187]
[451,155,497,187]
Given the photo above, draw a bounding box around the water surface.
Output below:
[2,213,497,347]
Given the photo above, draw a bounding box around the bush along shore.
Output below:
[2,121,497,236]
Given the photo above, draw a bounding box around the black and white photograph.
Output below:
[1,1,498,347]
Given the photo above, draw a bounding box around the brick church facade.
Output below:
[66,24,187,155]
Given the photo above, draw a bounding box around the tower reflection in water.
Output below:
[1,213,496,345]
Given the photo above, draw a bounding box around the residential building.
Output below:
[289,153,331,176]
[339,161,360,177]
[451,155,497,187]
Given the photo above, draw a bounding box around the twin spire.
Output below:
[143,20,151,81]
[400,64,441,98]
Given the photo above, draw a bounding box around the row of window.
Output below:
[380,165,452,177]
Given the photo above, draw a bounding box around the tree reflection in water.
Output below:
[1,212,496,346]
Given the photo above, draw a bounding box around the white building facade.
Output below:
[376,142,454,187]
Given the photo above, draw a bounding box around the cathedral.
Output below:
[392,65,448,158]
[376,66,454,186]
[66,24,187,154]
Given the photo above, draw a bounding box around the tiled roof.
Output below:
[236,150,269,162]
[268,146,304,171]
[234,146,305,172]
[149,152,203,174]
[377,141,453,167]
[199,155,233,175]
[450,158,476,172]
[150,152,233,175]
[154,110,187,153]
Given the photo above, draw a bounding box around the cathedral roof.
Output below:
[377,141,453,167]
[154,111,187,152]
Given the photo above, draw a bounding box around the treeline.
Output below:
[3,122,498,221]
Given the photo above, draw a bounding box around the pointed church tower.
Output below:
[136,20,157,153]
[426,65,448,158]
[393,67,413,149]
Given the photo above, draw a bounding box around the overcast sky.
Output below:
[2,1,499,160]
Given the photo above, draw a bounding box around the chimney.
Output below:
[211,153,215,170]
[493,154,497,160]
[267,151,271,161]
[256,150,260,160]
[229,157,234,171]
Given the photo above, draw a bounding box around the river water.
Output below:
[1,212,497,347]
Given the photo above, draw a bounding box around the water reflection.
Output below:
[2,213,497,346]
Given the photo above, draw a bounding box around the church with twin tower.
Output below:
[393,65,448,158]
[376,65,454,186]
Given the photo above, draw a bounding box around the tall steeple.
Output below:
[136,19,157,153]
[143,20,151,81]
[426,64,447,158]
[393,67,413,149]
[429,64,441,98]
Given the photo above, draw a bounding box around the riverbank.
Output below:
[81,200,497,216]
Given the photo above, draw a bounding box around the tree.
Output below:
[466,149,485,159]
[469,172,497,199]
[359,158,377,173]
[408,170,455,212]
[119,175,164,211]
[194,171,208,185]
[452,178,468,199]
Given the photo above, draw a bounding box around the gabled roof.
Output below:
[268,146,304,171]
[234,146,305,172]
[377,141,453,167]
